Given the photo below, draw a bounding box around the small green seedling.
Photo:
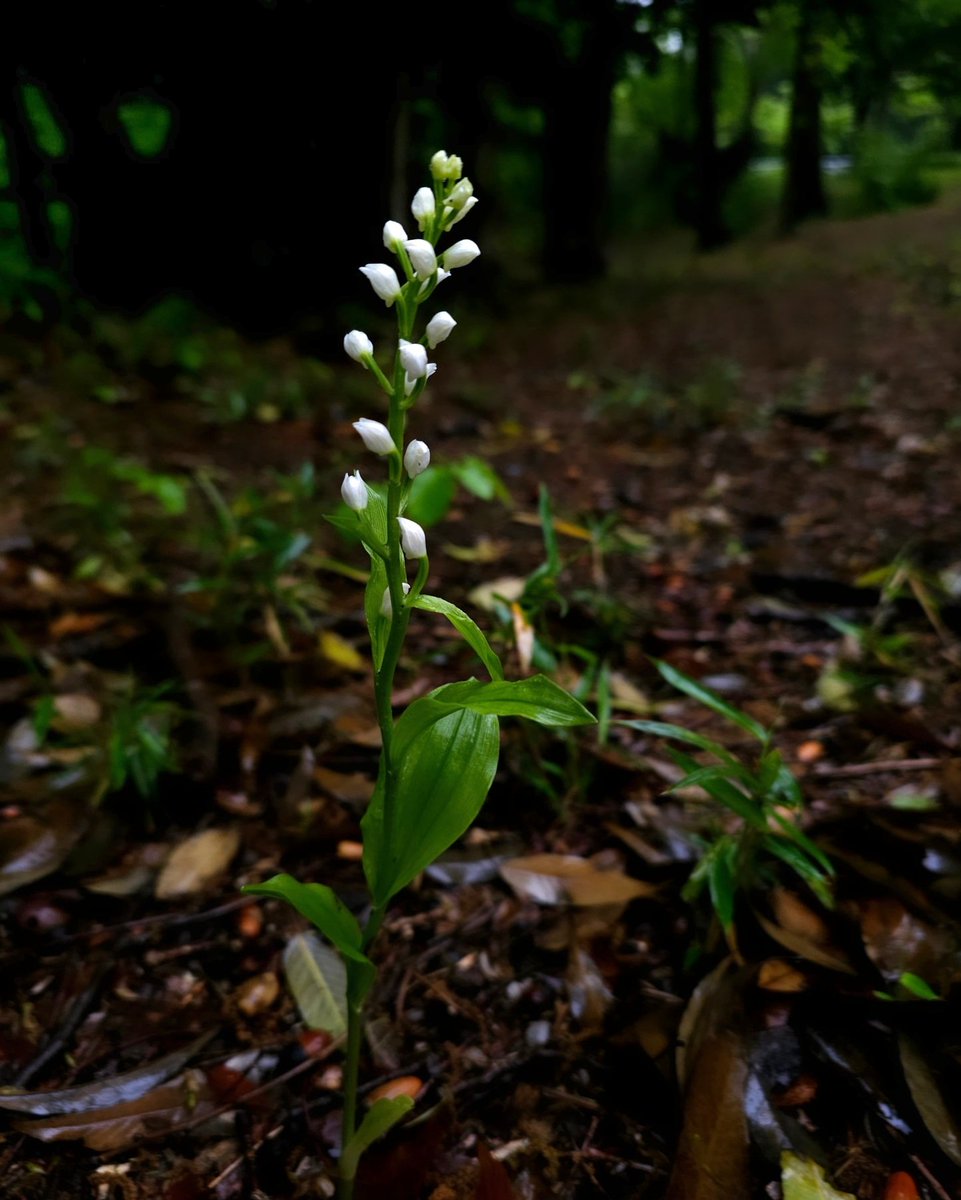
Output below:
[622,658,834,946]
[244,153,594,1198]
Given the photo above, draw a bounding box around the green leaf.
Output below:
[434,677,595,726]
[411,595,504,680]
[781,1153,856,1199]
[390,677,593,767]
[364,555,389,670]
[707,838,738,932]
[283,932,348,1037]
[243,874,370,965]
[650,658,768,742]
[618,719,740,766]
[668,748,767,829]
[363,707,501,905]
[596,660,612,746]
[451,455,511,503]
[340,1096,414,1181]
[899,972,939,999]
[766,808,835,878]
[407,466,456,527]
[667,762,755,795]
[763,836,834,909]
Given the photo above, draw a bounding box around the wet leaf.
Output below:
[0,798,90,898]
[12,1073,216,1150]
[155,827,240,899]
[476,1143,519,1200]
[283,931,348,1038]
[500,853,654,907]
[666,1030,749,1200]
[0,1034,213,1116]
[781,1154,856,1199]
[898,1035,961,1167]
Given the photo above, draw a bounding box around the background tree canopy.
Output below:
[3,0,961,332]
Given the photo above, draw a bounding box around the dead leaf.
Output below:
[510,603,534,674]
[500,853,654,907]
[368,1077,423,1105]
[235,972,280,1017]
[0,1034,213,1116]
[475,1143,519,1200]
[757,959,809,992]
[154,827,241,899]
[755,910,855,974]
[319,630,365,672]
[666,1030,750,1200]
[51,693,102,730]
[283,932,347,1037]
[0,797,90,898]
[898,1036,961,1167]
[13,1072,216,1150]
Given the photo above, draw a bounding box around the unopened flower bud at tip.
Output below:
[404,439,431,478]
[341,470,368,510]
[430,150,463,182]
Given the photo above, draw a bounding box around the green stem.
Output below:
[338,999,364,1200]
[340,259,430,1197]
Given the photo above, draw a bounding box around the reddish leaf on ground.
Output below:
[476,1143,519,1200]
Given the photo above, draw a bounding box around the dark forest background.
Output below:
[4,0,961,334]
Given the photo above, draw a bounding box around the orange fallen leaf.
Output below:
[368,1076,423,1105]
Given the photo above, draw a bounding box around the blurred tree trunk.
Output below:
[781,0,827,231]
[693,0,728,250]
[542,2,622,283]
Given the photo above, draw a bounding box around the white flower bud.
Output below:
[404,439,431,478]
[352,418,396,456]
[343,329,373,366]
[442,240,481,269]
[448,195,479,226]
[383,220,408,250]
[411,187,436,231]
[426,311,456,348]
[404,362,437,396]
[398,340,428,379]
[404,238,437,281]
[380,582,411,617]
[447,178,474,209]
[430,151,462,181]
[341,470,368,510]
[359,263,402,306]
[398,517,427,560]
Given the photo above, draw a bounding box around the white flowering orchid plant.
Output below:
[246,152,594,1198]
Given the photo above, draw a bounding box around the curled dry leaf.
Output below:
[12,1072,216,1151]
[500,853,654,907]
[0,797,90,898]
[154,826,241,900]
[0,1033,214,1116]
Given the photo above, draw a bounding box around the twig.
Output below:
[14,965,108,1087]
[813,757,942,779]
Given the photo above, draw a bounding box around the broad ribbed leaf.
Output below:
[412,595,504,680]
[243,874,369,964]
[363,707,500,905]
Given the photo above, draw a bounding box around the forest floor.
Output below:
[1,194,961,1200]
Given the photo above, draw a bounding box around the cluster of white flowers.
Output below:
[340,152,481,602]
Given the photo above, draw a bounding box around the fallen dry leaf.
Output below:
[154,827,241,899]
[500,853,654,907]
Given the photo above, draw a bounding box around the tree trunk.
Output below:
[693,0,728,250]
[781,1,827,231]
